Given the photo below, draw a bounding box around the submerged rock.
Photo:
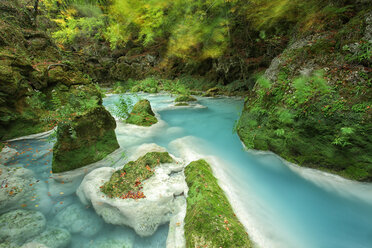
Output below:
[0,209,46,245]
[81,229,135,248]
[126,99,158,127]
[54,203,103,237]
[77,145,187,237]
[0,165,36,213]
[52,106,119,173]
[184,159,252,248]
[0,146,17,164]
[21,242,49,248]
[32,227,71,248]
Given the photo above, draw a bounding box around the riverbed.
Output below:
[3,93,372,248]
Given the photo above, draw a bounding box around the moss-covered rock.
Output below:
[203,87,220,97]
[184,159,252,248]
[126,99,158,126]
[175,95,197,102]
[52,106,119,173]
[47,67,90,86]
[175,102,189,106]
[237,11,372,181]
[101,152,173,198]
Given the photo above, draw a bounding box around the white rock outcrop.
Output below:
[77,144,188,241]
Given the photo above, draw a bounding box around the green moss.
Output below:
[202,87,220,97]
[126,99,158,126]
[184,159,252,248]
[175,102,189,106]
[175,95,197,102]
[126,114,158,126]
[237,74,372,181]
[101,152,173,198]
[52,106,119,173]
[1,119,48,141]
[0,142,4,152]
[53,129,119,173]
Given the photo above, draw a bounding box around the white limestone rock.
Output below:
[77,144,188,238]
[166,195,187,248]
[0,209,46,245]
[54,203,103,237]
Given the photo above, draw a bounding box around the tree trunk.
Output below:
[33,0,39,27]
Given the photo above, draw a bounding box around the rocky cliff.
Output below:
[237,10,372,181]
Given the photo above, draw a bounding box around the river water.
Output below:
[4,93,372,248]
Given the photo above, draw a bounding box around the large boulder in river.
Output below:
[52,106,119,173]
[0,209,46,245]
[77,146,187,237]
[126,99,158,127]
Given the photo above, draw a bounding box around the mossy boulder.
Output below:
[126,99,158,126]
[203,87,220,97]
[101,152,173,198]
[184,159,252,248]
[48,67,90,86]
[237,11,372,182]
[175,102,189,106]
[175,95,197,102]
[52,106,119,173]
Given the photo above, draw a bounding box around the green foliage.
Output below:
[345,40,372,66]
[277,109,294,124]
[106,0,231,59]
[131,77,159,93]
[101,152,173,198]
[352,103,370,113]
[52,16,105,45]
[111,94,136,121]
[274,128,285,137]
[184,159,252,248]
[26,90,47,111]
[332,127,354,147]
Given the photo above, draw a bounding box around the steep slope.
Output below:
[0,0,102,140]
[237,10,372,181]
